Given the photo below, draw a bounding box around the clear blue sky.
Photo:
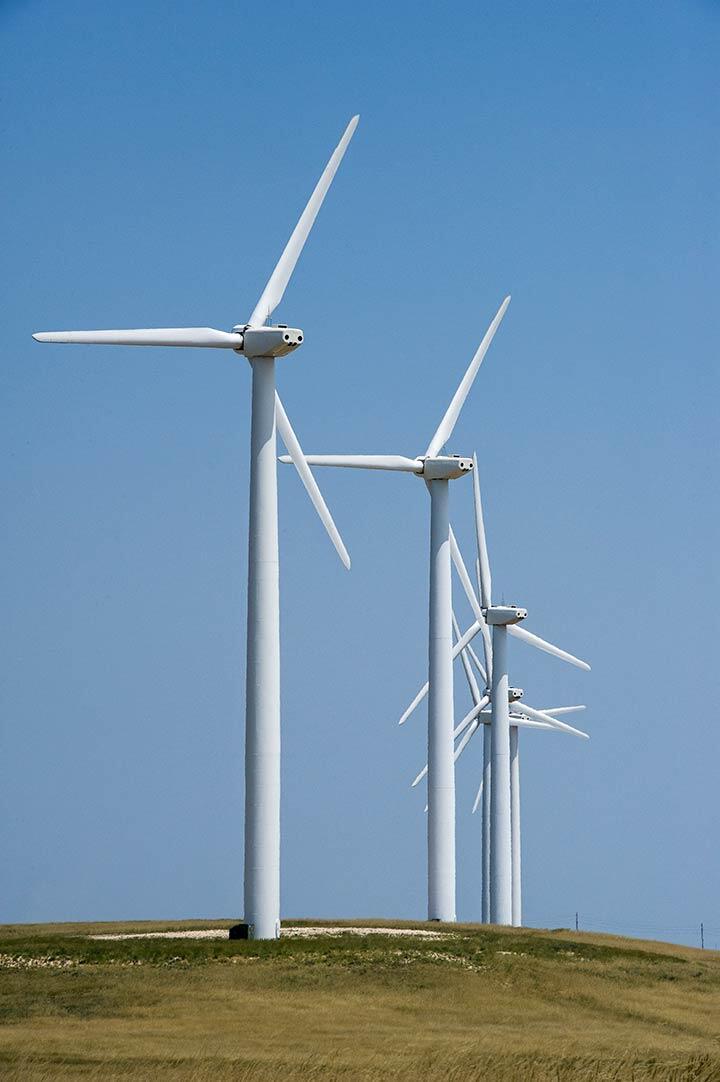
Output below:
[1,0,718,946]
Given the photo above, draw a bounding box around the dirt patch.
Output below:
[88,926,454,942]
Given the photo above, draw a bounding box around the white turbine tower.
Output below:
[280,298,511,921]
[32,116,360,940]
[451,457,591,925]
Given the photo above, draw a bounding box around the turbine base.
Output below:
[228,922,252,940]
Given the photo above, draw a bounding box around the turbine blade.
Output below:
[481,624,493,678]
[398,620,483,726]
[454,695,490,739]
[449,528,493,678]
[453,620,483,658]
[508,715,556,731]
[411,764,428,788]
[449,528,483,621]
[32,328,243,348]
[398,682,429,726]
[454,718,480,762]
[472,454,493,609]
[413,695,489,787]
[425,296,510,457]
[453,610,484,697]
[275,393,350,569]
[517,702,590,739]
[539,705,587,716]
[472,777,483,814]
[467,630,491,683]
[278,454,422,472]
[473,555,493,675]
[508,624,591,671]
[247,116,359,327]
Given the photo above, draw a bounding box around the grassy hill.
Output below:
[1,918,718,1080]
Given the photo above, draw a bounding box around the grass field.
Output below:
[1,918,719,1080]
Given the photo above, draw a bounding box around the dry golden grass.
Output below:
[1,919,719,1080]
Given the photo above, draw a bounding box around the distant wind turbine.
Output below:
[281,298,510,921]
[453,457,591,925]
[456,686,589,927]
[410,598,589,926]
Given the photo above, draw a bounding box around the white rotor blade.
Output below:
[474,554,492,675]
[398,619,483,725]
[398,682,429,727]
[396,679,428,731]
[449,528,482,621]
[275,393,350,570]
[453,610,484,696]
[480,625,493,680]
[452,620,484,661]
[449,528,492,674]
[279,454,422,473]
[517,702,590,739]
[412,693,489,787]
[425,295,511,458]
[467,634,490,682]
[471,453,492,609]
[459,648,483,700]
[540,705,587,716]
[509,715,557,732]
[248,116,359,327]
[410,764,428,788]
[472,777,483,814]
[508,624,591,671]
[454,695,490,740]
[32,328,243,348]
[454,718,481,762]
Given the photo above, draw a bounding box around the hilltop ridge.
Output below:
[1,919,718,1080]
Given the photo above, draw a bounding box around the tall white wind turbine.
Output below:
[32,116,360,940]
[280,298,511,921]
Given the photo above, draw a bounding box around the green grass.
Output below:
[1,918,719,1080]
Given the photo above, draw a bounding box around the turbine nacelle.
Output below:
[234,325,304,358]
[485,605,527,626]
[481,687,523,704]
[422,455,474,481]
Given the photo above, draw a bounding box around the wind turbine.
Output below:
[389,447,591,924]
[280,298,511,922]
[410,606,589,927]
[505,702,588,927]
[32,116,360,940]
[451,457,591,925]
[455,682,588,928]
